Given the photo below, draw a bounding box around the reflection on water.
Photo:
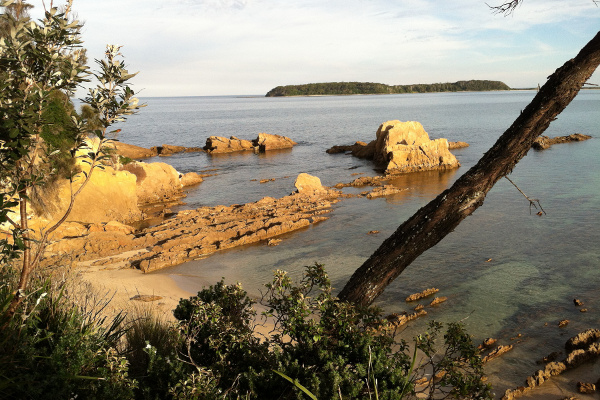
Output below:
[124,91,600,398]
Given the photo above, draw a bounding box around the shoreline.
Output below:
[77,251,195,321]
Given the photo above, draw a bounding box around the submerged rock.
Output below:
[532,133,592,150]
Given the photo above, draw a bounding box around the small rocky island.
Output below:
[266,80,511,97]
[327,120,461,174]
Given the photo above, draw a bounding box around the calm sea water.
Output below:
[118,91,600,397]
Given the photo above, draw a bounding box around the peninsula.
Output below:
[265,80,511,97]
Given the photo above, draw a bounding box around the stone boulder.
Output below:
[253,133,297,152]
[295,173,325,194]
[150,144,204,156]
[373,120,460,173]
[122,162,183,204]
[204,136,254,153]
[180,172,204,186]
[51,164,144,224]
[326,141,376,159]
[110,141,158,159]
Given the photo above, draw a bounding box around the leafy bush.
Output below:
[173,263,492,400]
[0,268,137,399]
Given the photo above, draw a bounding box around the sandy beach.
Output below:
[76,250,195,321]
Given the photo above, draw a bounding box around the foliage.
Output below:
[265,80,511,97]
[0,267,137,399]
[0,0,142,318]
[173,263,492,400]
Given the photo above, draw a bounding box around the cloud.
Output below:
[30,0,600,95]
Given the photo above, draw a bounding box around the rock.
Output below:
[204,134,297,154]
[374,121,460,173]
[123,162,183,204]
[180,172,204,186]
[151,144,204,156]
[253,133,297,152]
[204,136,255,153]
[51,163,143,224]
[577,382,595,394]
[367,230,379,235]
[327,121,460,174]
[364,185,405,199]
[482,345,513,363]
[574,298,584,306]
[478,338,498,350]
[385,309,427,327]
[104,221,135,234]
[448,141,470,149]
[565,329,600,351]
[295,173,325,193]
[537,351,561,364]
[559,319,570,328]
[45,221,89,240]
[334,175,386,189]
[429,296,447,306]
[267,238,282,246]
[259,178,276,184]
[110,141,158,159]
[130,294,163,302]
[532,133,592,150]
[41,186,343,273]
[405,288,439,302]
[326,141,377,159]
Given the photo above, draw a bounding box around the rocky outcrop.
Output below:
[327,120,460,174]
[254,133,297,151]
[405,288,439,302]
[204,133,297,154]
[204,136,255,153]
[448,141,470,149]
[295,173,326,194]
[374,121,460,173]
[326,141,376,158]
[111,142,157,159]
[362,185,405,199]
[41,175,342,272]
[121,162,183,205]
[532,133,592,150]
[110,141,204,159]
[502,329,600,400]
[150,144,204,156]
[51,164,144,224]
[180,172,204,186]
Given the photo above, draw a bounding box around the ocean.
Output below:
[117,90,600,396]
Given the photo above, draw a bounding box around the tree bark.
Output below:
[338,31,600,307]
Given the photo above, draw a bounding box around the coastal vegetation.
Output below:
[0,1,490,398]
[265,80,511,97]
[1,0,599,398]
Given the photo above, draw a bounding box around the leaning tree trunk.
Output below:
[338,31,600,307]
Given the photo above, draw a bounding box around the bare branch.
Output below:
[487,0,521,15]
[505,176,546,215]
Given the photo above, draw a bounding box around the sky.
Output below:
[30,0,600,97]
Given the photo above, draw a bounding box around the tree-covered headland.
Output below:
[265,80,511,97]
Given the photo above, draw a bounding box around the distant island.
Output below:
[265,80,511,97]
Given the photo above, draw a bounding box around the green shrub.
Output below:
[173,263,492,400]
[0,268,137,399]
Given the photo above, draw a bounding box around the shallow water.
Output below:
[117,90,600,397]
